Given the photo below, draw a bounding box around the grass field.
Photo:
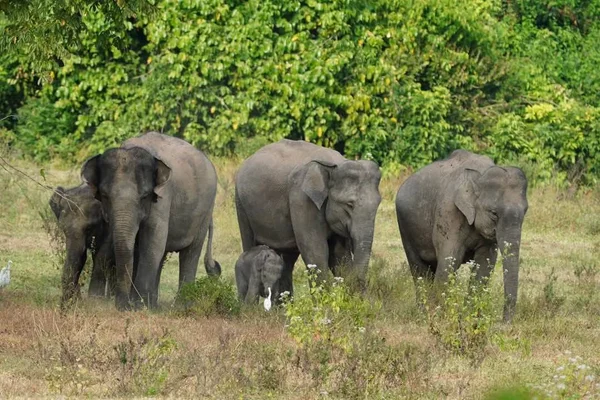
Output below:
[1,154,599,399]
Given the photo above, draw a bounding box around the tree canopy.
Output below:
[1,0,599,184]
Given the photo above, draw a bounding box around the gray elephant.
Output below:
[49,184,115,306]
[395,150,528,322]
[81,132,220,310]
[235,139,382,293]
[235,245,286,306]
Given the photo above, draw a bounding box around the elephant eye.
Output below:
[345,201,355,209]
[489,210,498,220]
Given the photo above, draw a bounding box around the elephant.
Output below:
[235,139,382,293]
[395,149,528,322]
[235,245,286,306]
[81,132,221,310]
[49,184,115,307]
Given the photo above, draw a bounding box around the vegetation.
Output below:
[1,0,600,184]
[1,156,598,398]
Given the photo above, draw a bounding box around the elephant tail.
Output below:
[204,217,221,277]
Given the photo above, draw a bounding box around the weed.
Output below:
[527,352,600,399]
[539,267,566,316]
[114,319,177,396]
[417,262,497,361]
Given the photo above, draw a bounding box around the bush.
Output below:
[175,277,240,318]
[284,266,377,351]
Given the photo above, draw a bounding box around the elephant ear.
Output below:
[153,159,172,199]
[301,160,336,210]
[454,168,481,225]
[81,155,101,196]
[49,186,65,219]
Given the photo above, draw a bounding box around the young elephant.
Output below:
[49,184,115,307]
[235,245,286,307]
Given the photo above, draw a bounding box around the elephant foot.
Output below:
[115,293,132,311]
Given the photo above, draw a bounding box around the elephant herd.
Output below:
[51,132,527,322]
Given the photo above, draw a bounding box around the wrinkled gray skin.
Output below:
[49,184,115,307]
[235,139,382,293]
[82,132,221,310]
[395,150,528,322]
[235,245,285,305]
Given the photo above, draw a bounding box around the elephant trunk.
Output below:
[497,215,524,323]
[111,209,139,310]
[61,236,87,308]
[350,228,375,292]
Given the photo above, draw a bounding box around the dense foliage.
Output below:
[1,0,599,183]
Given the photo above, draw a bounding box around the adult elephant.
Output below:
[81,132,220,310]
[235,139,382,294]
[50,184,115,307]
[395,150,528,322]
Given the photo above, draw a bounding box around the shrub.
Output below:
[175,277,240,317]
[283,266,377,351]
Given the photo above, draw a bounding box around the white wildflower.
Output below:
[577,364,588,370]
[333,276,344,284]
[358,327,366,333]
[564,350,572,355]
[585,375,595,382]
[557,366,565,372]
[556,383,566,391]
[307,264,317,270]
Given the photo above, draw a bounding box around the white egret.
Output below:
[0,260,11,288]
[264,287,272,311]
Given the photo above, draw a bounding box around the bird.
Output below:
[264,286,272,311]
[0,260,11,288]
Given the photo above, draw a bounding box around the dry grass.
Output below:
[0,155,599,399]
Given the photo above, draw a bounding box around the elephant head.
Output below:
[50,185,105,305]
[256,247,285,305]
[301,159,382,287]
[81,147,171,309]
[455,166,528,321]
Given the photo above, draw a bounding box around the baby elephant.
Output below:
[235,245,286,307]
[50,184,115,307]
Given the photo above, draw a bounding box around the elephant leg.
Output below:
[328,235,352,277]
[153,253,168,299]
[245,270,261,304]
[236,269,249,302]
[280,252,299,298]
[61,242,87,308]
[292,224,331,285]
[179,224,207,289]
[235,199,255,252]
[88,259,107,297]
[470,244,498,288]
[132,227,168,309]
[402,241,434,308]
[434,242,466,288]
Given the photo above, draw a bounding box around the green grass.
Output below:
[0,154,599,398]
